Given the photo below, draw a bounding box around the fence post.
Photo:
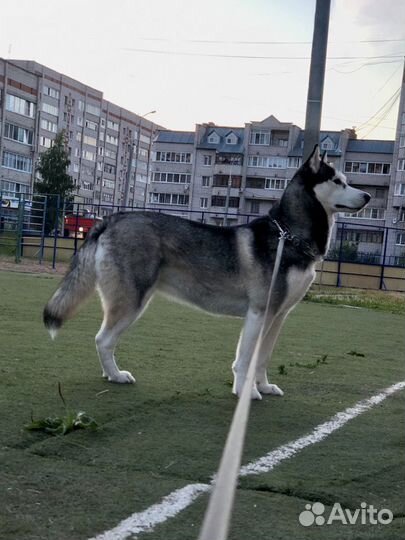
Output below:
[74,202,79,255]
[379,228,389,291]
[39,195,47,264]
[52,195,60,269]
[336,223,345,287]
[15,194,24,263]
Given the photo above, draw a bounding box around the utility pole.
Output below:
[302,0,331,162]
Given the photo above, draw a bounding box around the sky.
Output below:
[1,0,405,139]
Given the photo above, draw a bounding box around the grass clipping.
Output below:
[25,382,98,436]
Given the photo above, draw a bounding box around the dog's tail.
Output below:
[43,220,107,339]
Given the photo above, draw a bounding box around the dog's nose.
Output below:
[364,192,371,203]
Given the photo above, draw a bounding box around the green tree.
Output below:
[34,130,75,234]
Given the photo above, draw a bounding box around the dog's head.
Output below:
[297,145,371,215]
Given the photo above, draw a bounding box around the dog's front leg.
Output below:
[255,311,287,396]
[232,308,264,400]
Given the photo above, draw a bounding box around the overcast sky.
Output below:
[1,0,405,139]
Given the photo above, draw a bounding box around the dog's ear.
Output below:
[303,144,321,174]
[321,150,328,163]
[305,144,321,174]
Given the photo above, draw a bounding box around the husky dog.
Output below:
[44,146,370,400]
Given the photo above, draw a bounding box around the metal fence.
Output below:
[1,193,404,290]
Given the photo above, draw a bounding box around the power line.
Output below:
[360,92,400,138]
[141,37,405,45]
[356,87,401,131]
[123,47,405,61]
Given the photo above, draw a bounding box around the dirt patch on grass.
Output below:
[0,255,67,275]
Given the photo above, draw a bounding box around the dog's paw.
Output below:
[257,383,284,396]
[232,384,263,401]
[108,370,136,384]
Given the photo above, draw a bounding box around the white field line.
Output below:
[89,380,405,540]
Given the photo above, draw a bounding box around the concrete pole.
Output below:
[302,0,331,162]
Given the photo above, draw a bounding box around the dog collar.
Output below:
[271,219,318,260]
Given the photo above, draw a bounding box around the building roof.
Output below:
[198,126,245,153]
[154,130,195,144]
[346,139,394,154]
[289,131,343,157]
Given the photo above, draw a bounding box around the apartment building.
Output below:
[150,118,400,262]
[0,58,159,213]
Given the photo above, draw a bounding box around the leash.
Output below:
[198,223,287,540]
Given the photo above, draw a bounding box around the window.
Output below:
[83,135,97,146]
[39,136,53,148]
[2,151,32,173]
[102,193,114,202]
[77,116,83,127]
[104,163,116,174]
[155,151,192,163]
[200,197,208,208]
[248,156,267,168]
[400,135,405,148]
[82,150,96,162]
[321,139,334,151]
[85,119,98,131]
[105,148,117,159]
[76,132,82,142]
[246,177,265,189]
[4,123,33,145]
[152,172,191,184]
[250,131,270,145]
[394,183,405,196]
[398,159,405,171]
[345,161,391,175]
[81,181,93,191]
[73,163,79,173]
[265,178,286,190]
[43,86,60,99]
[247,155,287,168]
[102,179,115,189]
[149,193,189,206]
[0,180,28,197]
[396,233,405,245]
[6,94,35,117]
[202,176,211,187]
[106,134,119,146]
[41,118,57,133]
[107,119,119,131]
[216,154,243,165]
[288,157,302,168]
[348,207,385,220]
[42,102,59,116]
[226,135,237,144]
[211,196,239,208]
[86,103,101,116]
[399,210,405,222]
[342,230,383,244]
[251,200,260,214]
[268,157,287,168]
[208,132,220,144]
[213,175,241,188]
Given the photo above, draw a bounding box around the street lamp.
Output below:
[123,110,156,209]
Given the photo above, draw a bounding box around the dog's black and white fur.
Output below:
[44,146,370,399]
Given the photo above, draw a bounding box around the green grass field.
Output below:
[0,270,404,540]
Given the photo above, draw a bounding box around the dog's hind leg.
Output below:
[232,308,264,400]
[95,285,153,384]
[255,312,287,396]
